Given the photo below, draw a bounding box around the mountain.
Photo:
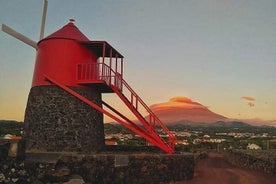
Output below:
[209,121,250,127]
[149,96,228,124]
[235,118,276,127]
[148,97,276,127]
[162,120,252,127]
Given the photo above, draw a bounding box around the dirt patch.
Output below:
[181,152,276,184]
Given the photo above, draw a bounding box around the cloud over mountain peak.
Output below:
[150,96,207,112]
[150,96,227,124]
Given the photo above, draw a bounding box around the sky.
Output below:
[0,0,276,123]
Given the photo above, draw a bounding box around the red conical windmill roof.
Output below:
[39,19,89,44]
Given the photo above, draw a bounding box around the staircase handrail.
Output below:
[115,73,175,138]
[109,69,175,148]
[76,62,175,149]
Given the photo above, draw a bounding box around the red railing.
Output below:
[76,62,175,153]
[77,63,122,91]
[111,75,175,151]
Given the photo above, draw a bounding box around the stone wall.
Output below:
[24,85,104,152]
[225,149,276,174]
[0,152,194,184]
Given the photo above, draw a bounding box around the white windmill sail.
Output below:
[40,0,48,40]
[1,0,48,48]
[1,24,37,49]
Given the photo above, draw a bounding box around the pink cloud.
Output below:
[241,96,255,101]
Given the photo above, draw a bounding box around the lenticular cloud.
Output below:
[150,96,207,112]
[148,96,227,123]
[241,96,256,101]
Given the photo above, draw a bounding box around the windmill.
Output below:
[2,0,175,154]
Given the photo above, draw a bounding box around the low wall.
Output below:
[225,149,276,174]
[193,150,208,162]
[0,145,195,184]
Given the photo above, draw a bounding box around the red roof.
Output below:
[39,21,89,44]
[105,140,117,145]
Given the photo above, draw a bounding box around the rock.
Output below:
[69,175,83,179]
[39,164,45,169]
[52,166,70,177]
[15,178,29,184]
[31,179,44,184]
[17,169,28,176]
[11,177,19,182]
[0,173,6,182]
[3,164,9,170]
[63,178,85,184]
[62,175,85,184]
[45,166,70,183]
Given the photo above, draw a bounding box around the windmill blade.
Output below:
[40,0,48,40]
[1,24,37,49]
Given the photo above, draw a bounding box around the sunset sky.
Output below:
[0,0,276,123]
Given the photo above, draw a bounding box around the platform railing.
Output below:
[76,62,122,91]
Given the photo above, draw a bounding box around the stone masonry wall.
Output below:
[0,152,195,184]
[225,150,276,174]
[24,86,104,152]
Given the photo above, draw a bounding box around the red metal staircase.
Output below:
[45,46,175,154]
[77,61,175,154]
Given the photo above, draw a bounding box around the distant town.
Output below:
[104,121,276,151]
[1,120,276,151]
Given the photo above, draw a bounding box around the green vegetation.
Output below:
[0,120,23,136]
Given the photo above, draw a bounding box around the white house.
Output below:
[247,143,261,150]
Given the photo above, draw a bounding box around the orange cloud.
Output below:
[241,96,255,101]
[150,96,207,112]
[241,96,256,107]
